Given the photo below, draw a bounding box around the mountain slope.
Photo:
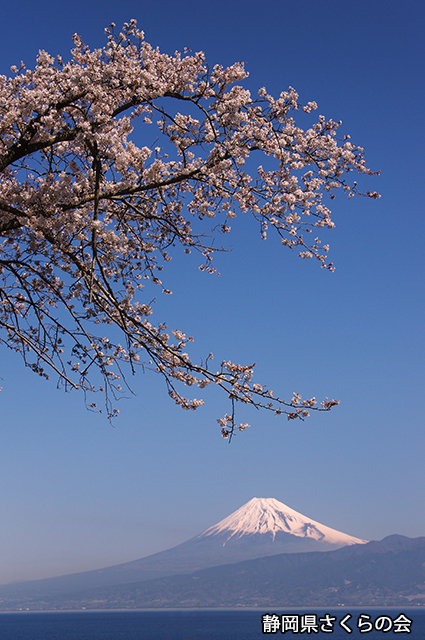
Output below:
[14,535,423,610]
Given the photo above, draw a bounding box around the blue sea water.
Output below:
[0,608,423,639]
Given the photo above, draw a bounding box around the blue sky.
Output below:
[1,0,424,583]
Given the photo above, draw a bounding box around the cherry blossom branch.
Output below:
[0,20,379,435]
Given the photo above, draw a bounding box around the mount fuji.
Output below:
[0,497,367,607]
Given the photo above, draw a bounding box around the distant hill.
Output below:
[4,534,422,610]
[1,535,425,610]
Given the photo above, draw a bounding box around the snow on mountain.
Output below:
[198,497,367,546]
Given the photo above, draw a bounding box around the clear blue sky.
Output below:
[1,0,424,584]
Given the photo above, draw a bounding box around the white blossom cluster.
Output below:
[0,21,377,433]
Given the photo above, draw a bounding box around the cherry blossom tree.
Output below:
[0,21,379,437]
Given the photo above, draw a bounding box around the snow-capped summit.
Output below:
[198,497,367,547]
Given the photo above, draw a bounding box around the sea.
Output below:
[0,608,423,639]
